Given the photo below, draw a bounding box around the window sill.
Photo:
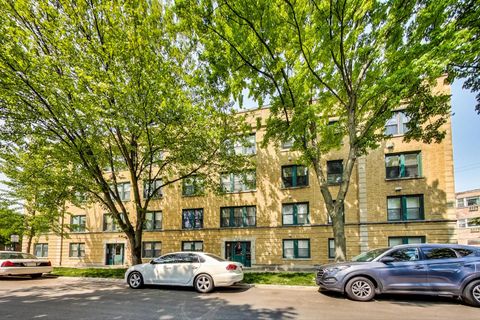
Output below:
[385,176,424,181]
[222,190,257,194]
[326,182,343,186]
[387,219,425,223]
[281,185,309,190]
[181,194,205,198]
[182,228,203,231]
[143,229,163,232]
[282,224,311,227]
[282,258,312,261]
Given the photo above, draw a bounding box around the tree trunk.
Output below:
[127,230,143,265]
[26,227,34,253]
[331,205,347,262]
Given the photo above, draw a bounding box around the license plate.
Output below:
[25,262,36,267]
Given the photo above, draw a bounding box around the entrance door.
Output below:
[106,244,124,266]
[226,241,251,267]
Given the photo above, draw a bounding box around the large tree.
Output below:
[0,0,245,264]
[179,0,455,261]
[0,201,24,250]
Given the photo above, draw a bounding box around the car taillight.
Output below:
[1,261,15,267]
[226,264,238,271]
[46,261,51,266]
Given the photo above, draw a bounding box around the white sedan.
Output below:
[125,252,244,293]
[0,251,53,278]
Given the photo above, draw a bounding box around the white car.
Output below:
[0,251,53,278]
[125,252,244,293]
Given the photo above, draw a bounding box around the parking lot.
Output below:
[1,276,479,320]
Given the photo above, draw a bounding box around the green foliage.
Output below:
[0,202,24,245]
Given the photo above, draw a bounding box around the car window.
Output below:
[155,254,178,264]
[422,247,458,260]
[0,252,36,259]
[351,248,389,262]
[454,248,474,257]
[387,248,420,262]
[177,253,200,263]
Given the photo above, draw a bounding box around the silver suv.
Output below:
[316,244,480,307]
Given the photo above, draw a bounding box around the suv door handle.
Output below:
[414,265,425,270]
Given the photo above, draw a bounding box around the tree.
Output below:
[0,201,24,250]
[0,0,245,264]
[179,0,454,261]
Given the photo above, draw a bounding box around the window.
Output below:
[327,201,345,224]
[143,179,163,199]
[111,182,130,201]
[457,198,465,208]
[69,243,85,258]
[327,160,343,184]
[220,171,256,193]
[225,134,256,155]
[328,239,335,259]
[461,217,480,228]
[385,152,421,179]
[70,215,86,232]
[182,209,203,229]
[422,247,458,260]
[387,195,424,221]
[458,219,467,228]
[144,211,162,230]
[220,206,256,228]
[34,243,48,258]
[281,165,308,188]
[283,239,310,259]
[142,242,162,258]
[182,176,204,196]
[385,111,410,136]
[388,236,426,247]
[103,213,123,232]
[467,197,479,206]
[182,241,203,252]
[281,139,294,149]
[282,203,309,225]
[387,248,420,261]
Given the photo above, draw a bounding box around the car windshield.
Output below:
[0,252,37,259]
[204,253,226,262]
[351,248,389,262]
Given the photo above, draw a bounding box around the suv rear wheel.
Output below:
[463,280,480,307]
[345,277,375,301]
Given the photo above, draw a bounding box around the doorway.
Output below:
[225,241,251,267]
[106,243,124,266]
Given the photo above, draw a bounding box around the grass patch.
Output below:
[53,267,316,286]
[53,267,127,279]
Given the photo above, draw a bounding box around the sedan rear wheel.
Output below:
[128,271,144,289]
[345,277,375,301]
[195,274,214,293]
[463,280,480,307]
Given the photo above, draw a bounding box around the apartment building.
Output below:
[26,84,457,269]
[456,189,480,246]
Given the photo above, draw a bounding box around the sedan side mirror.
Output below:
[379,256,395,263]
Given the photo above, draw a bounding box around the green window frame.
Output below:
[143,179,163,199]
[142,241,162,258]
[182,241,203,252]
[103,213,125,232]
[327,160,343,184]
[388,236,426,247]
[225,133,256,156]
[385,152,422,179]
[182,176,204,196]
[143,211,162,231]
[281,165,308,188]
[283,239,310,259]
[328,238,335,259]
[70,215,86,232]
[34,243,48,258]
[69,243,85,258]
[182,208,203,229]
[387,195,424,221]
[282,203,309,225]
[110,182,130,201]
[385,111,410,136]
[220,206,256,228]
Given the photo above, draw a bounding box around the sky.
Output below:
[0,80,479,196]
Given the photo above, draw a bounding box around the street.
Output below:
[1,276,479,320]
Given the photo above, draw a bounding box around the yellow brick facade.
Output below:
[26,81,457,268]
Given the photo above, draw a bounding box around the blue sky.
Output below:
[451,80,480,192]
[0,80,479,195]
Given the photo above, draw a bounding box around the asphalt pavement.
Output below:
[1,276,479,320]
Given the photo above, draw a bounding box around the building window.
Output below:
[283,239,310,259]
[182,209,203,229]
[103,213,123,232]
[385,111,410,136]
[281,165,308,188]
[70,215,86,232]
[142,242,161,258]
[225,134,256,155]
[220,206,256,228]
[182,176,204,196]
[69,243,85,257]
[220,171,256,193]
[144,211,162,230]
[182,241,203,252]
[327,201,345,224]
[457,198,465,208]
[143,179,163,199]
[387,195,424,221]
[328,239,335,259]
[281,139,294,150]
[34,243,48,258]
[110,182,130,201]
[460,218,480,228]
[385,152,421,179]
[327,160,343,184]
[282,203,309,225]
[467,197,479,206]
[388,236,426,247]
